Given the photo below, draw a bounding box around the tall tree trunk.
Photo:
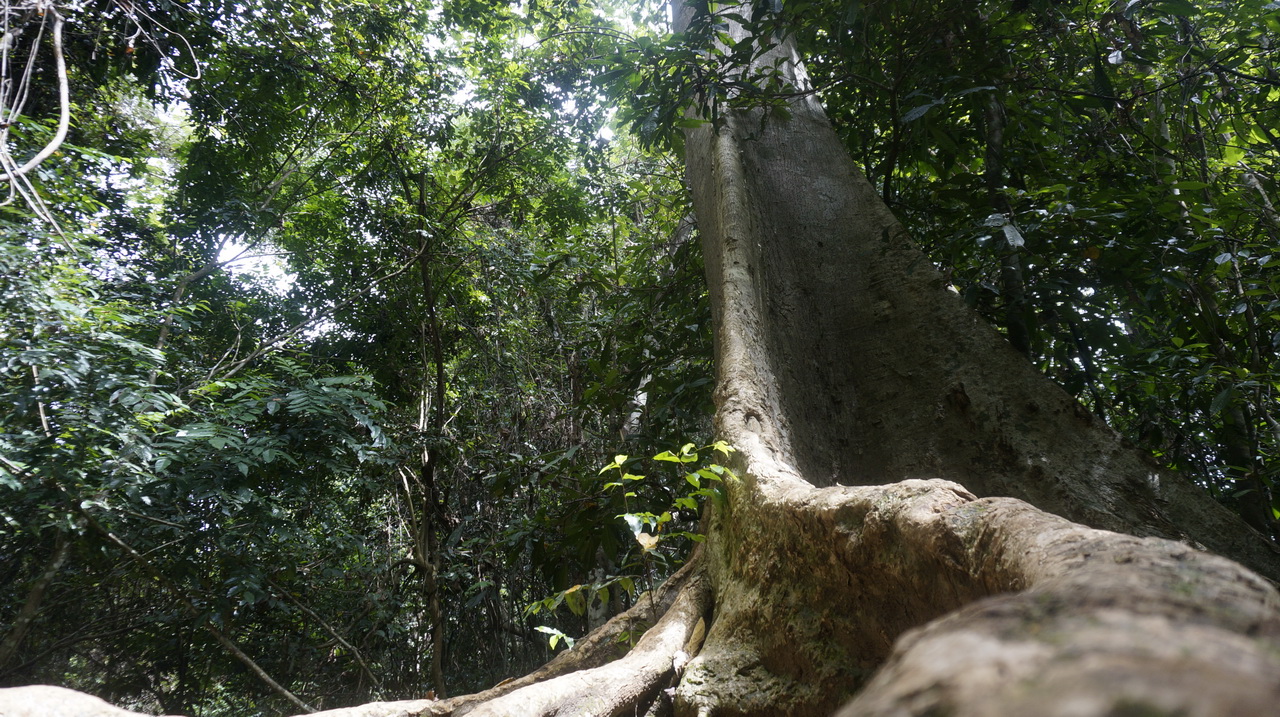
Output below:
[674,2,1276,580]
[415,194,450,701]
[417,254,449,701]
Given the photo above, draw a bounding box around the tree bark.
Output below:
[674,0,1278,581]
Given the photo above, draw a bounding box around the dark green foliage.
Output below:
[0,222,399,712]
[2,1,710,712]
[2,0,1275,713]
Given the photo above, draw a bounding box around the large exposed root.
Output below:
[839,497,1280,717]
[307,557,707,717]
[6,483,1278,717]
[670,468,1280,716]
[459,569,708,717]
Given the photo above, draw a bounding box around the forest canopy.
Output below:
[1,0,1278,714]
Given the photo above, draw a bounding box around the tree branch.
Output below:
[264,574,383,689]
[0,9,69,183]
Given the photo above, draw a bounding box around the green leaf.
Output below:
[1210,387,1234,415]
[1151,0,1200,16]
[564,586,586,616]
[697,468,723,482]
[535,625,574,650]
[1091,56,1116,99]
[902,100,941,123]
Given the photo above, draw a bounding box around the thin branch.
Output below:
[263,574,382,688]
[115,0,203,81]
[115,507,186,530]
[31,365,51,436]
[1216,64,1280,88]
[536,26,637,46]
[0,454,31,480]
[0,8,68,183]
[45,478,316,713]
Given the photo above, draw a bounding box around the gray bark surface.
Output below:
[666,1,1280,714]
[675,478,1280,716]
[674,0,1278,581]
[840,495,1280,717]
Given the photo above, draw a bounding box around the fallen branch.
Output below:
[264,574,382,689]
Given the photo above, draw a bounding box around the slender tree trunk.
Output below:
[416,245,449,701]
[394,168,452,701]
[0,531,70,670]
[983,93,1032,359]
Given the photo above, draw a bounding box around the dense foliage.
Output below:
[0,0,1276,714]
[1,1,711,712]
